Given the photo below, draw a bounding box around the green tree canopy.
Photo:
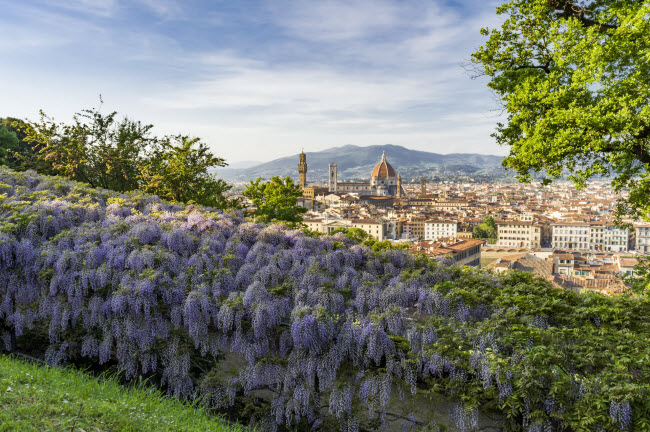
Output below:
[19,108,155,191]
[330,227,371,244]
[243,176,306,223]
[0,126,19,167]
[139,135,233,209]
[473,215,498,243]
[472,0,650,220]
[0,118,35,170]
[6,106,234,210]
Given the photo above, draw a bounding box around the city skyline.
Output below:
[1,0,504,163]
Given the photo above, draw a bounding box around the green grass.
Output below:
[0,355,245,432]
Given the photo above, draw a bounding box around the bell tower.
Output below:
[328,163,338,192]
[420,178,427,197]
[298,150,307,189]
[397,172,402,198]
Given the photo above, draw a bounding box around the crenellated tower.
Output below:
[420,178,427,197]
[298,150,307,189]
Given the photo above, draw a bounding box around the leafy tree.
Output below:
[471,1,650,220]
[10,106,235,210]
[1,118,38,170]
[473,215,498,243]
[0,126,19,167]
[19,109,154,191]
[243,176,306,223]
[139,135,233,209]
[330,227,371,244]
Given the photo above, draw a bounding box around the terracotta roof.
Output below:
[619,258,638,268]
[511,259,552,277]
[351,218,382,225]
[371,151,396,178]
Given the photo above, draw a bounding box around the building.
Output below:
[545,251,635,293]
[424,220,458,241]
[328,163,338,192]
[551,222,630,252]
[552,253,576,276]
[411,238,484,267]
[403,215,426,240]
[635,224,650,253]
[298,150,307,189]
[330,151,404,197]
[551,222,590,251]
[588,223,629,252]
[302,217,388,240]
[496,218,543,248]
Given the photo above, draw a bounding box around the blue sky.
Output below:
[0,0,505,164]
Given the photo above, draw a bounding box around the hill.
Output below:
[1,166,647,431]
[0,355,243,432]
[219,144,506,182]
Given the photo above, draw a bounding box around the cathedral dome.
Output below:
[371,151,396,178]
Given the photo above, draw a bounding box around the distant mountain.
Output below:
[219,144,506,182]
[225,160,263,170]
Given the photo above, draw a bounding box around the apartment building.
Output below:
[588,223,629,252]
[551,223,590,250]
[551,222,629,252]
[635,225,650,253]
[403,216,426,240]
[424,219,458,241]
[496,218,543,248]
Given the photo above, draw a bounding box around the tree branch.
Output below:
[599,131,650,166]
[513,64,551,74]
[547,0,619,31]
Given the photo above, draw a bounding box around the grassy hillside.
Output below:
[0,355,244,432]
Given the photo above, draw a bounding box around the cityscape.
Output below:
[231,150,640,294]
[1,1,649,432]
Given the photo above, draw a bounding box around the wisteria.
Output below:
[1,167,649,432]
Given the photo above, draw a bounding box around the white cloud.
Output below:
[136,0,184,19]
[138,47,502,162]
[45,0,119,17]
[0,0,507,163]
[0,4,107,49]
[270,0,403,41]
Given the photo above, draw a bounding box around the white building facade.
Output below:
[636,225,650,254]
[589,224,629,252]
[424,220,458,241]
[551,222,629,252]
[551,223,590,251]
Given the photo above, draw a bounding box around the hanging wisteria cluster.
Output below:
[1,167,649,432]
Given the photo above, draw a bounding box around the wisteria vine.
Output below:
[1,167,649,432]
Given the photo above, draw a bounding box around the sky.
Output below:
[0,0,506,164]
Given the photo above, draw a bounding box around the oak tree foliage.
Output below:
[472,0,650,220]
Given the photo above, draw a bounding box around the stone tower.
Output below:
[420,178,427,197]
[328,163,338,192]
[396,172,402,198]
[298,150,307,189]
